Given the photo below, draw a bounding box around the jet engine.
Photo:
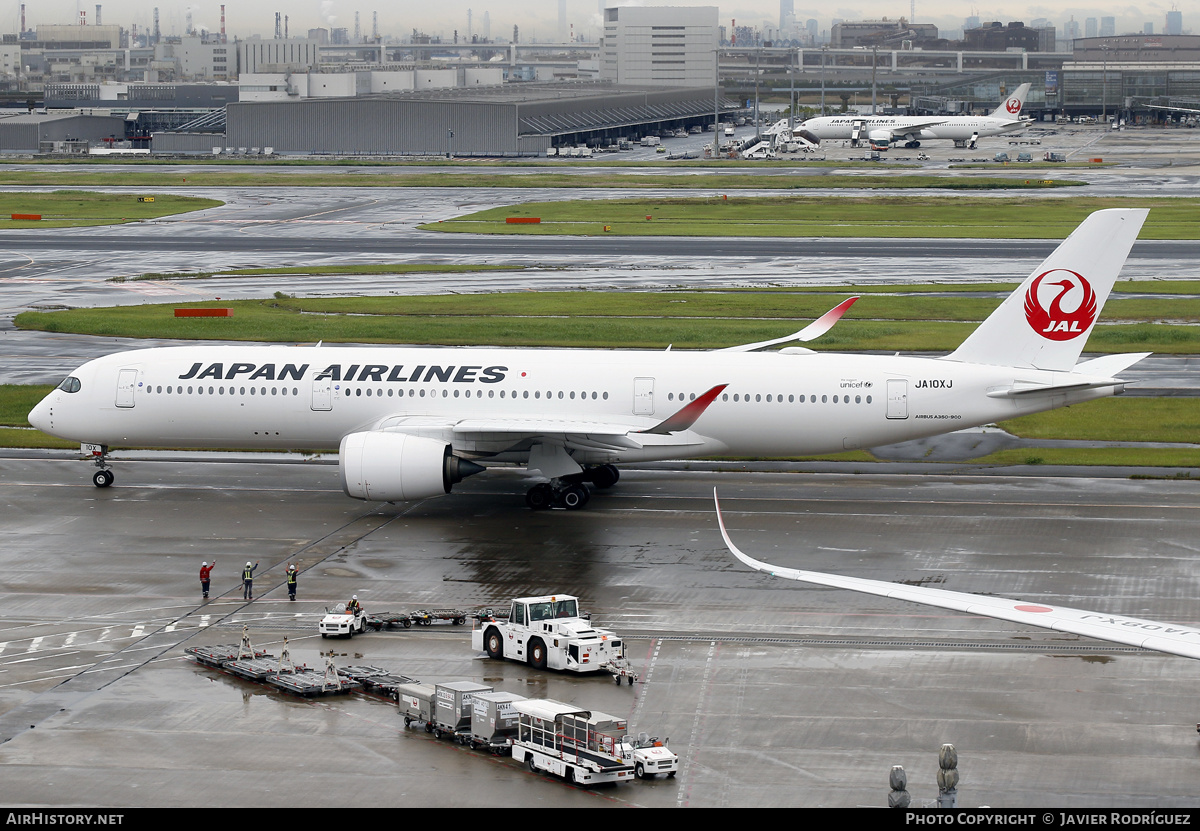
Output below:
[339,431,485,502]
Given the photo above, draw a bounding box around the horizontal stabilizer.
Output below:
[1074,352,1153,376]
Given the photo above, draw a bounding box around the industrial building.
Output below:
[181,82,734,156]
[0,109,126,153]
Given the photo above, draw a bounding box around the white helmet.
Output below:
[352,595,358,600]
[202,561,208,566]
[246,561,252,567]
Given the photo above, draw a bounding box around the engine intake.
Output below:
[339,431,485,502]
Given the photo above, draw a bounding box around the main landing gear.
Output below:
[524,464,620,511]
[90,446,114,488]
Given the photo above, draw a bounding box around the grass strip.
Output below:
[0,191,222,228]
[16,292,1200,353]
[427,195,1200,239]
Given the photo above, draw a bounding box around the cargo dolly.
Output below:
[601,656,639,686]
[185,625,270,668]
[268,650,363,697]
[187,633,360,698]
[365,608,469,630]
[338,665,418,701]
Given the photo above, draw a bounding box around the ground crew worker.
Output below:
[242,561,259,600]
[286,564,298,601]
[347,595,362,614]
[200,560,216,599]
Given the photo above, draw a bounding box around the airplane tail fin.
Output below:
[989,83,1031,119]
[945,208,1148,372]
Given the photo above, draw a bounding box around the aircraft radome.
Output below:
[714,490,1200,661]
[794,83,1031,151]
[30,208,1149,511]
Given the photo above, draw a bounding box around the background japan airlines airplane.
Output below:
[794,83,1031,150]
[715,490,1200,661]
[29,208,1147,511]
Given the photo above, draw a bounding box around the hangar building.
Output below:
[157,82,735,156]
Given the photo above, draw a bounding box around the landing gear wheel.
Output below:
[529,638,547,670]
[485,628,504,660]
[590,464,620,489]
[559,484,590,510]
[92,469,114,488]
[525,483,553,510]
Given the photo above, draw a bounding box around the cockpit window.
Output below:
[57,377,81,394]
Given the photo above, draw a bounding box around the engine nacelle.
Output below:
[339,431,484,502]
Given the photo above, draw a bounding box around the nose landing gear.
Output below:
[89,445,114,488]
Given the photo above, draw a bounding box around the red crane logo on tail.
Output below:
[1024,270,1097,341]
[1006,97,1021,114]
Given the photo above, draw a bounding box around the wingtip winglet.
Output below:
[640,384,728,435]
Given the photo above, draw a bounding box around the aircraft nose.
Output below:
[27,394,52,432]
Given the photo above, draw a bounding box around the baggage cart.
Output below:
[469,691,526,754]
[433,681,492,741]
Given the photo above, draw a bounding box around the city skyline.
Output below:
[6,2,1187,42]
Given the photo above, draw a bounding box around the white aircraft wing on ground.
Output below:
[714,490,1200,661]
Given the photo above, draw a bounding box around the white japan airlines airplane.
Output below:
[794,83,1031,150]
[714,491,1200,661]
[29,208,1148,511]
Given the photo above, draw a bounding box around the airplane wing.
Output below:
[718,297,858,352]
[882,119,948,137]
[450,383,726,444]
[714,490,1200,661]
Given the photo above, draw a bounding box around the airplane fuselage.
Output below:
[31,344,1113,464]
[798,115,1025,144]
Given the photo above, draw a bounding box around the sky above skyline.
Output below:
[8,2,1188,42]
